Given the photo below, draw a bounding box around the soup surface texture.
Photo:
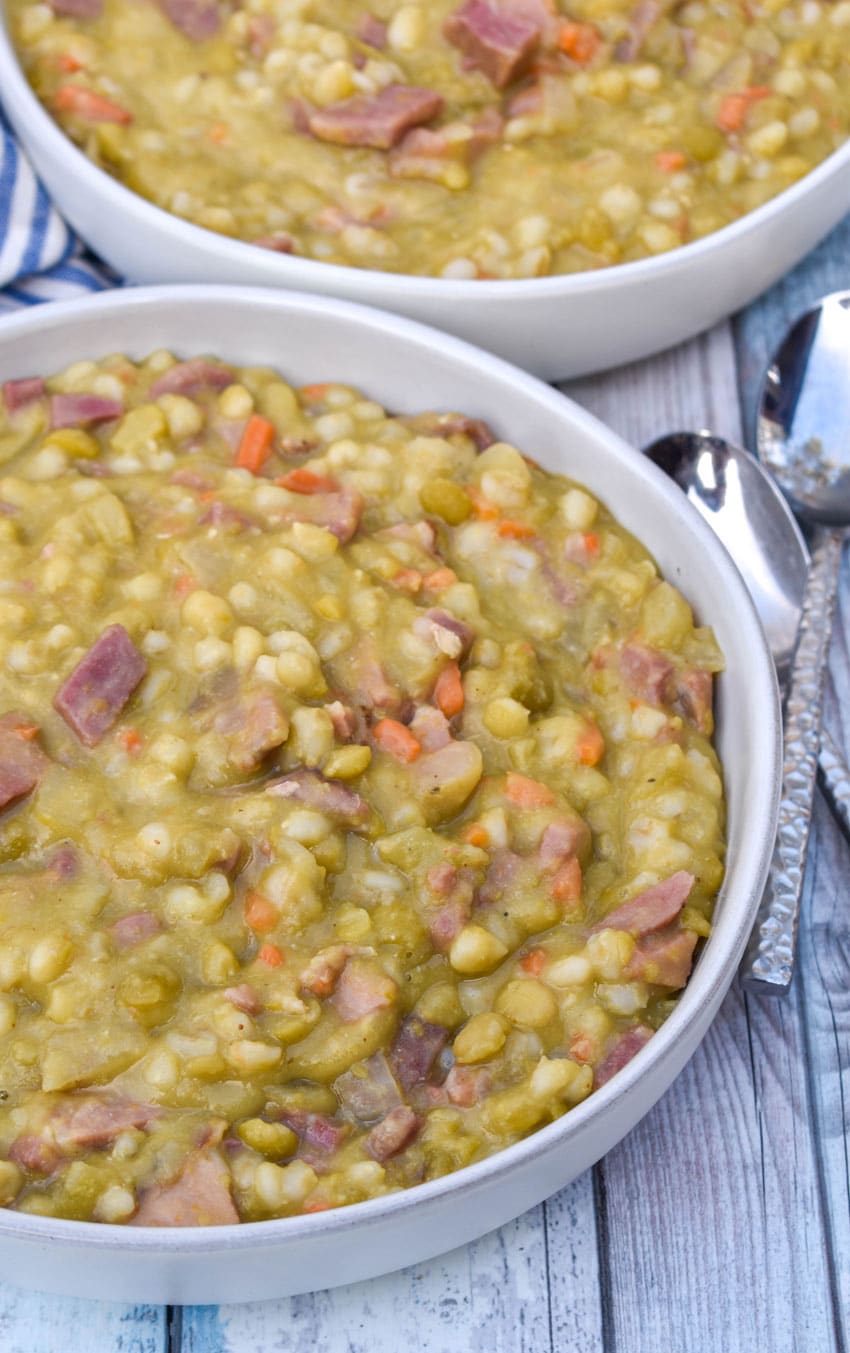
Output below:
[8,0,850,279]
[0,352,724,1225]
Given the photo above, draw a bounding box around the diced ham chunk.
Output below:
[53,623,147,746]
[670,666,713,734]
[159,0,221,41]
[410,705,453,751]
[8,1134,60,1175]
[444,1064,491,1106]
[614,0,660,62]
[325,699,363,742]
[620,641,674,706]
[390,1016,448,1091]
[50,393,123,429]
[443,0,541,88]
[224,983,263,1015]
[268,768,369,825]
[0,713,46,811]
[413,740,483,824]
[594,871,695,936]
[110,911,162,950]
[252,233,296,254]
[405,411,496,450]
[336,639,403,718]
[308,84,445,150]
[211,685,289,772]
[356,12,388,47]
[300,945,350,998]
[335,1052,403,1123]
[51,1095,159,1152]
[149,358,233,399]
[200,501,257,533]
[130,1147,239,1226]
[281,1110,350,1156]
[539,819,589,871]
[595,1024,654,1087]
[279,482,364,543]
[626,928,698,988]
[366,1105,421,1161]
[332,958,397,1023]
[2,377,45,412]
[413,608,475,661]
[429,895,471,952]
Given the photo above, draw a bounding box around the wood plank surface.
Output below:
[0,1286,166,1353]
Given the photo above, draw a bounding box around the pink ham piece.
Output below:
[51,1095,160,1151]
[280,482,363,543]
[325,699,362,742]
[53,623,147,747]
[252,233,296,254]
[444,1064,491,1106]
[626,928,698,988]
[595,1024,654,1087]
[366,1105,421,1161]
[429,895,470,952]
[443,0,541,88]
[8,1134,61,1175]
[539,819,590,871]
[281,1110,350,1156]
[267,768,369,825]
[2,377,45,412]
[159,0,221,41]
[0,713,46,811]
[405,411,495,450]
[50,393,123,429]
[670,666,713,734]
[130,1148,239,1226]
[199,500,257,533]
[335,1052,402,1123]
[308,84,445,150]
[389,1016,448,1091]
[614,0,660,62]
[210,685,288,773]
[110,912,162,950]
[410,705,453,751]
[223,983,263,1015]
[620,640,674,706]
[413,608,475,661]
[332,959,397,1023]
[593,870,695,936]
[356,12,388,47]
[149,357,234,399]
[49,0,102,15]
[338,640,403,717]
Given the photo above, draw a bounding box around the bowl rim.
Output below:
[1,1,849,301]
[0,283,782,1254]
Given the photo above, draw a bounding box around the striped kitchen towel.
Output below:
[0,103,117,313]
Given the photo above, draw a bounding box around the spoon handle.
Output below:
[817,725,850,846]
[740,526,843,994]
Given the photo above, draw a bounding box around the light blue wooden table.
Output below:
[2,219,849,1353]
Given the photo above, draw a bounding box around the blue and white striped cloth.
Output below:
[0,103,117,313]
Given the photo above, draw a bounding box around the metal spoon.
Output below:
[643,429,848,995]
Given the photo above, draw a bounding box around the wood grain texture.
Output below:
[0,1286,166,1353]
[180,1196,602,1353]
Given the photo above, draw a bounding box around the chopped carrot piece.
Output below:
[389,568,422,593]
[275,466,340,494]
[583,532,600,557]
[173,573,197,597]
[208,121,229,144]
[422,567,458,590]
[373,718,421,764]
[235,414,275,475]
[655,150,686,173]
[434,662,465,719]
[716,86,769,133]
[504,772,555,808]
[303,1197,333,1213]
[54,84,132,124]
[301,383,331,402]
[467,486,500,521]
[464,823,490,848]
[497,518,537,540]
[576,722,605,766]
[520,948,547,976]
[557,20,601,63]
[570,1033,594,1063]
[244,890,279,934]
[118,727,143,755]
[258,943,284,968]
[550,856,582,902]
